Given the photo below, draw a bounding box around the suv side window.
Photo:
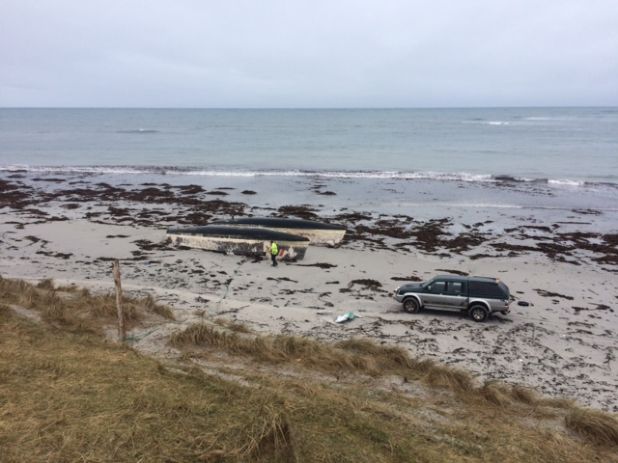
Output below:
[426,280,446,294]
[446,281,465,296]
[469,281,504,299]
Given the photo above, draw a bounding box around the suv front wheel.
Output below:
[469,304,488,322]
[403,298,421,313]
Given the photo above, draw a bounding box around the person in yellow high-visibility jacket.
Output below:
[270,241,279,267]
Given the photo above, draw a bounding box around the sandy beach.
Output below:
[3,2,618,458]
[1,174,616,411]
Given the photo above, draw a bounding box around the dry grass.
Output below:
[565,408,618,447]
[478,381,513,407]
[171,324,382,375]
[36,277,55,290]
[214,317,252,333]
[510,385,539,405]
[0,310,301,462]
[1,277,617,461]
[140,293,176,320]
[0,276,174,334]
[171,323,578,412]
[2,308,616,462]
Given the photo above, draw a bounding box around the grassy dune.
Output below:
[0,277,616,462]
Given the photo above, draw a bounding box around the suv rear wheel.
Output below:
[403,298,420,313]
[469,304,488,322]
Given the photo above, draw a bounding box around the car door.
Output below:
[441,280,468,311]
[421,280,447,309]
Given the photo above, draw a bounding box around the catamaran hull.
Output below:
[167,233,308,261]
[212,218,347,245]
[253,227,345,245]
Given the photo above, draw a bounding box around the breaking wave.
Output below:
[0,165,614,189]
[523,116,560,121]
[0,165,152,175]
[462,120,510,126]
[548,178,586,187]
[116,128,160,134]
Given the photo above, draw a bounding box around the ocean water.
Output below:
[1,108,618,231]
[1,107,617,184]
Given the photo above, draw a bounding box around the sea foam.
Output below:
[0,164,608,189]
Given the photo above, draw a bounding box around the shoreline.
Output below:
[4,163,618,188]
[1,173,617,411]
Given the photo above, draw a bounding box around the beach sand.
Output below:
[0,176,616,411]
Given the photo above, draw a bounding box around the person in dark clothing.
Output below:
[270,241,279,267]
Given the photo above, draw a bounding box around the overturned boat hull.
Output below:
[166,226,309,261]
[212,217,346,245]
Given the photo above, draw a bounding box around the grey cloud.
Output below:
[1,0,617,107]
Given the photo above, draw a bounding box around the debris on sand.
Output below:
[278,204,320,220]
[535,289,574,300]
[335,311,358,323]
[434,269,469,276]
[294,262,338,269]
[390,275,423,282]
[348,279,383,291]
[267,277,299,283]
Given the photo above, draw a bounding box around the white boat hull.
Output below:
[167,233,308,260]
[219,226,345,246]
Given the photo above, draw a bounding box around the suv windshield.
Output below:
[421,278,434,288]
[426,281,446,294]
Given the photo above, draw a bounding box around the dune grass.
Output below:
[169,322,576,411]
[565,408,618,447]
[0,310,295,462]
[1,277,617,461]
[2,308,617,462]
[0,276,174,334]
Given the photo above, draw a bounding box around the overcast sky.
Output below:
[1,0,617,108]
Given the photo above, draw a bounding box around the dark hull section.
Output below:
[213,217,346,231]
[211,218,347,245]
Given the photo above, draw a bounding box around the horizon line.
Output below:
[1,105,617,110]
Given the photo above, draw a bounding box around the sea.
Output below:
[1,107,618,231]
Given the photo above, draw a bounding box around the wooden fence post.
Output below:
[112,259,125,342]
